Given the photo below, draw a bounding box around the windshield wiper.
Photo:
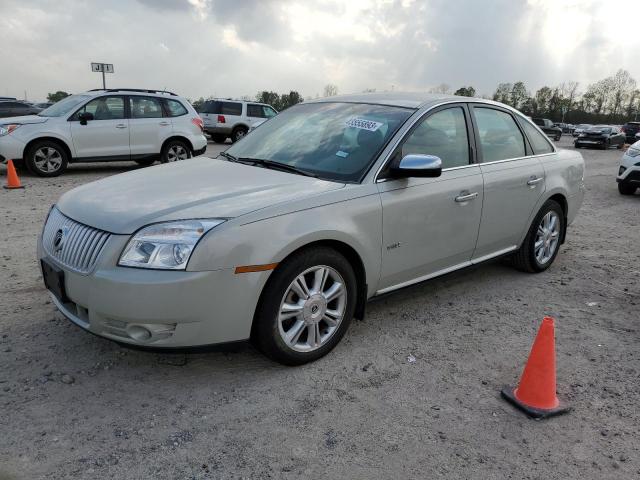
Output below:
[218,151,237,162]
[238,158,318,178]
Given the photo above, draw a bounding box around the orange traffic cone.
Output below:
[501,317,570,419]
[3,160,24,189]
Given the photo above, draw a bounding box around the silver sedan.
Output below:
[38,93,585,364]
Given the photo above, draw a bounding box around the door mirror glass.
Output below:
[78,112,94,125]
[390,154,442,178]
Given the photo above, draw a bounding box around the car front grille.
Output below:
[42,207,111,274]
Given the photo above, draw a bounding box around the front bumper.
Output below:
[575,138,605,147]
[0,134,27,162]
[38,233,268,348]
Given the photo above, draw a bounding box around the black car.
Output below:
[0,100,43,118]
[622,121,640,144]
[574,125,625,149]
[532,118,562,141]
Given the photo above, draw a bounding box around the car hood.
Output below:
[57,157,346,234]
[0,115,48,125]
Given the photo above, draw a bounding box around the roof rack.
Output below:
[87,88,178,96]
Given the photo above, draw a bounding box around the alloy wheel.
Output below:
[33,147,63,173]
[277,265,347,352]
[534,211,560,265]
[166,145,189,162]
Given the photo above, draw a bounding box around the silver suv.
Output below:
[200,99,277,143]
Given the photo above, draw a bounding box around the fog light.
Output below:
[126,325,152,341]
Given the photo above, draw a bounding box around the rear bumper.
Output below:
[193,146,206,157]
[617,168,640,185]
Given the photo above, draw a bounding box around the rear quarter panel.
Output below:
[532,149,585,231]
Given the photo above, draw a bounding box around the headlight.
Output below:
[578,133,586,137]
[626,147,640,158]
[118,219,225,270]
[0,124,20,136]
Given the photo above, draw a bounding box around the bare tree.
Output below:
[323,84,339,97]
[429,83,451,94]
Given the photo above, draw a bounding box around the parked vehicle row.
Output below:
[0,88,207,176]
[37,93,585,364]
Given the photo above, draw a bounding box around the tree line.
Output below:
[450,69,639,124]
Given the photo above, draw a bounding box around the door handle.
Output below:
[527,176,543,186]
[159,121,170,126]
[115,124,127,129]
[455,191,479,203]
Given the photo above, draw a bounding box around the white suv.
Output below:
[200,99,277,143]
[617,139,640,195]
[0,89,207,176]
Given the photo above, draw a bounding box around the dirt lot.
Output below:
[1,137,638,479]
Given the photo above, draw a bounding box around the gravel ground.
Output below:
[1,137,638,479]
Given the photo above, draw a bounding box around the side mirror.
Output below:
[389,154,442,178]
[78,112,94,125]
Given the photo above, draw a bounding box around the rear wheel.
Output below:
[212,134,227,144]
[252,247,357,365]
[161,140,191,163]
[25,140,68,177]
[231,127,248,143]
[618,183,637,195]
[512,200,565,273]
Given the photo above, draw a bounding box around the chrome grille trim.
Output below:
[42,207,110,274]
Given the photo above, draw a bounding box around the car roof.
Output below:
[80,89,183,99]
[209,98,271,106]
[306,92,488,109]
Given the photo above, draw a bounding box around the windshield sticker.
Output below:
[335,150,349,158]
[345,117,383,132]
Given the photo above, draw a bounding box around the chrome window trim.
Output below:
[372,99,557,183]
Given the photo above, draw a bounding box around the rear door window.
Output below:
[129,96,163,119]
[247,104,263,117]
[473,107,526,162]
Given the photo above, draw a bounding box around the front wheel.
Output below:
[252,247,357,365]
[25,141,68,177]
[512,200,565,273]
[161,140,191,163]
[618,183,637,195]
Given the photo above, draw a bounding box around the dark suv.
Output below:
[532,118,562,141]
[0,100,43,118]
[622,122,640,144]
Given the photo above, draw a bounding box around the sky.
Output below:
[1,0,639,102]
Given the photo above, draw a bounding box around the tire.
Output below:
[252,247,357,365]
[618,183,637,195]
[231,127,248,143]
[554,134,561,141]
[212,134,227,144]
[616,142,623,149]
[25,140,68,177]
[512,200,565,273]
[134,158,156,167]
[160,140,191,163]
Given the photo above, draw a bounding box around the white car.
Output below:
[200,99,277,143]
[617,140,640,195]
[0,89,207,176]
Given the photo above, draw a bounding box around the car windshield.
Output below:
[38,95,91,117]
[224,102,414,182]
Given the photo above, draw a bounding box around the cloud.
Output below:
[0,0,638,101]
